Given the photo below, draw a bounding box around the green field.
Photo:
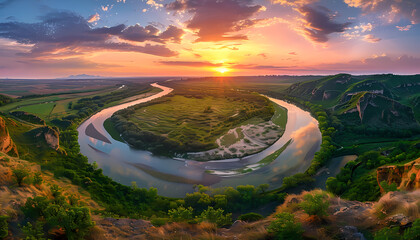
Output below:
[17,102,56,118]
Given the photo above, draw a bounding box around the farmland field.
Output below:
[17,102,56,118]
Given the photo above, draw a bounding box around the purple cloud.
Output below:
[297,5,351,43]
[0,11,181,57]
[166,0,263,42]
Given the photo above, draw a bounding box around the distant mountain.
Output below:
[60,74,104,79]
[285,74,420,129]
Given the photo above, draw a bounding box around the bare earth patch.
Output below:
[187,120,284,161]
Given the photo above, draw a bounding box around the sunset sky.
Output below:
[0,0,419,78]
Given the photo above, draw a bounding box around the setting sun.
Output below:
[215,67,230,74]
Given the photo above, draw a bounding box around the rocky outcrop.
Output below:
[377,158,420,192]
[0,116,18,156]
[29,126,60,150]
[339,93,418,128]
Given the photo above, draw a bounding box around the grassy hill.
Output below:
[286,74,420,129]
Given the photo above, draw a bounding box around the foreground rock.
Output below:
[377,158,420,192]
[0,117,18,157]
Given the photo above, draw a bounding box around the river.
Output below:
[78,83,322,197]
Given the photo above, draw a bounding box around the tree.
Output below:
[197,207,232,227]
[299,192,329,217]
[267,212,303,240]
[13,167,29,187]
[257,184,269,194]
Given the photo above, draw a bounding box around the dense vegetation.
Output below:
[63,83,152,122]
[21,185,95,240]
[110,87,275,156]
[1,75,419,239]
[0,94,12,107]
[326,141,420,201]
[10,111,46,125]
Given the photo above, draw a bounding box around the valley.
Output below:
[0,74,419,239]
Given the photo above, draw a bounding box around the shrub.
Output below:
[299,192,329,217]
[46,206,94,240]
[151,218,168,227]
[282,173,314,189]
[21,221,46,240]
[403,218,420,240]
[32,172,43,186]
[197,207,232,227]
[238,212,263,222]
[267,212,303,240]
[12,167,29,187]
[21,185,94,240]
[168,206,194,222]
[380,181,398,193]
[0,215,8,239]
[374,226,400,240]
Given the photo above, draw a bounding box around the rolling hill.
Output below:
[286,74,420,129]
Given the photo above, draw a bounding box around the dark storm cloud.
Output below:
[0,11,184,57]
[166,0,263,42]
[297,5,351,43]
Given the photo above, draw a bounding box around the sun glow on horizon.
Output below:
[215,67,230,74]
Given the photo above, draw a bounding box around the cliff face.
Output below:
[43,127,60,150]
[377,158,420,193]
[35,126,60,150]
[0,116,18,157]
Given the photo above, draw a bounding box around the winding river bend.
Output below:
[78,83,322,197]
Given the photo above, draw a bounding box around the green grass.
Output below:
[103,118,124,142]
[17,102,56,118]
[271,103,287,128]
[258,139,292,165]
[126,92,272,149]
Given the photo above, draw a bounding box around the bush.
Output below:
[374,226,400,240]
[168,206,194,222]
[267,212,303,240]
[197,207,232,227]
[403,218,420,240]
[32,172,43,186]
[380,181,398,193]
[21,221,46,240]
[0,215,8,239]
[238,212,263,222]
[151,218,168,227]
[12,167,29,187]
[299,192,329,217]
[282,173,314,189]
[21,185,94,240]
